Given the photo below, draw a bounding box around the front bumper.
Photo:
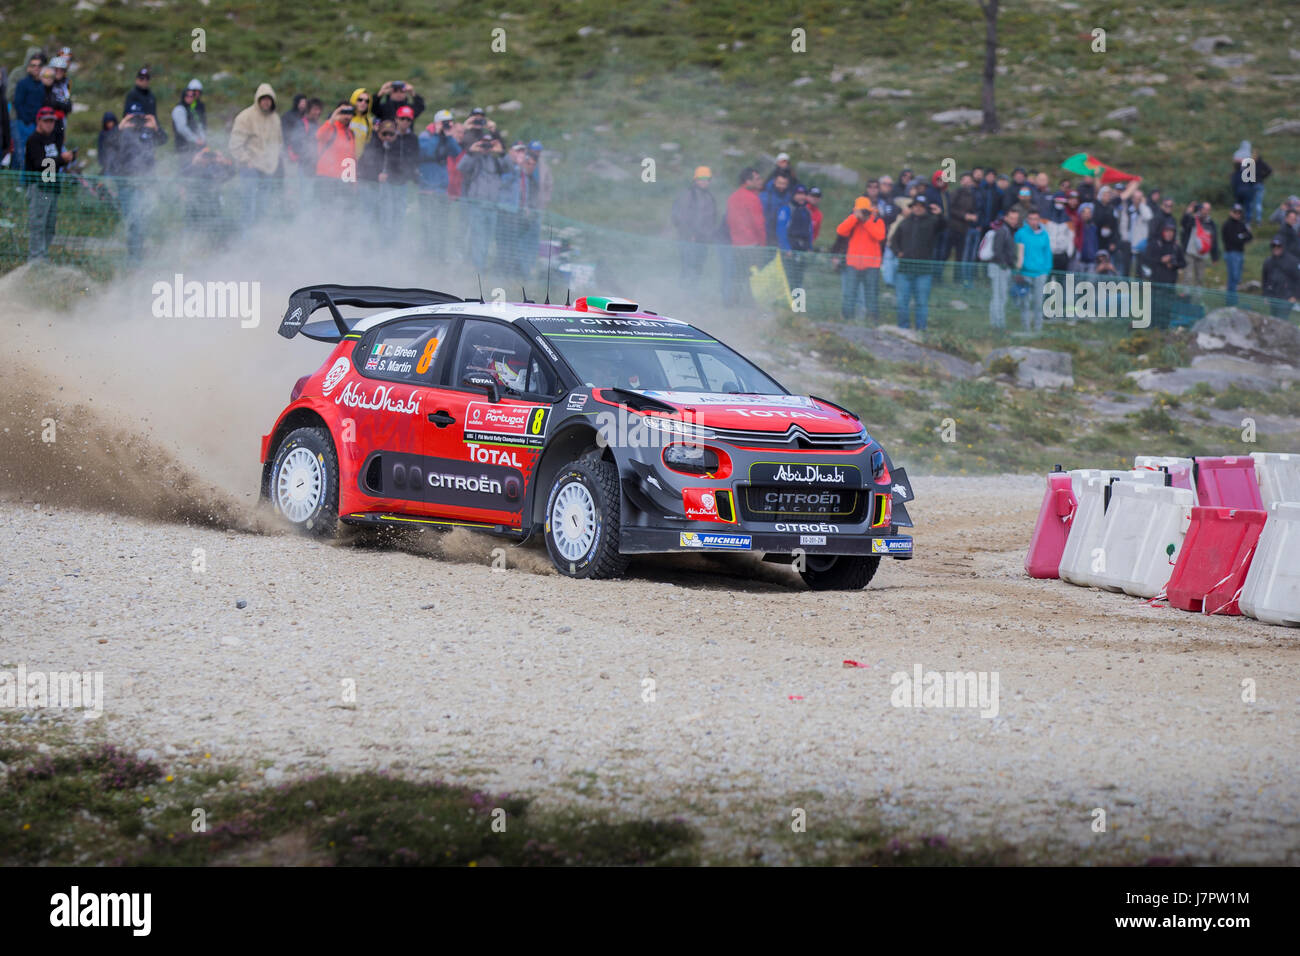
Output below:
[619,527,913,558]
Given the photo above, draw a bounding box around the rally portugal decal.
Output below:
[464,402,550,449]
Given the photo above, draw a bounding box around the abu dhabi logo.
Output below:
[321,357,350,396]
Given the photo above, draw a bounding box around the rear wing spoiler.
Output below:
[278,285,464,342]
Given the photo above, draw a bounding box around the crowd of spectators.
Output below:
[3,43,1297,324]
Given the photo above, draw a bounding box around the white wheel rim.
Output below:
[552,481,597,562]
[276,447,324,523]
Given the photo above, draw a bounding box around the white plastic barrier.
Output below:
[1252,453,1300,508]
[1239,502,1300,627]
[1094,483,1194,597]
[1058,470,1130,586]
[1134,454,1196,502]
[1134,455,1192,470]
[1072,470,1171,588]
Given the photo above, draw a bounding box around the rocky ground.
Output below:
[4,476,1297,864]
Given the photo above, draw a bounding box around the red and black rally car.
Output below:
[261,286,915,589]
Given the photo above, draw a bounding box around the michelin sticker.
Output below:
[872,537,913,554]
[680,532,752,551]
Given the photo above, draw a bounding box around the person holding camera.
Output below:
[23,106,72,260]
[459,131,508,273]
[108,101,167,257]
[889,197,944,332]
[415,109,462,257]
[835,196,886,322]
[372,80,425,124]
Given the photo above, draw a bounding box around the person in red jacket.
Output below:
[315,102,357,185]
[723,167,766,306]
[807,186,823,244]
[836,197,887,321]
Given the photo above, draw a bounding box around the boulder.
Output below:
[1208,53,1255,69]
[1190,354,1300,383]
[797,161,859,186]
[1265,119,1300,135]
[929,108,983,126]
[1105,105,1139,121]
[867,87,913,98]
[1190,307,1300,366]
[984,347,1074,389]
[1191,35,1233,54]
[1127,367,1274,394]
[825,324,980,379]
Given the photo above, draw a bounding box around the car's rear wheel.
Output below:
[270,426,339,537]
[544,457,628,579]
[798,554,881,591]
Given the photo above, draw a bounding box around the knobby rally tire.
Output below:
[544,458,629,579]
[270,426,339,537]
[798,554,881,591]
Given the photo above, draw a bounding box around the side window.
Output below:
[454,319,559,399]
[358,319,450,385]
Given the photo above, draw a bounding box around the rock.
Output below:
[1191,35,1233,54]
[790,76,813,87]
[1133,86,1157,96]
[929,108,983,126]
[1190,354,1300,383]
[894,119,907,131]
[658,142,679,151]
[1127,367,1274,394]
[829,65,872,84]
[796,161,858,186]
[828,324,980,380]
[494,100,522,112]
[1209,54,1255,69]
[867,87,913,98]
[984,347,1075,389]
[1265,119,1300,135]
[211,71,233,82]
[1191,307,1300,365]
[577,26,596,38]
[949,299,968,311]
[1098,129,1126,141]
[585,159,632,182]
[1105,105,1139,121]
[235,599,247,609]
[264,767,284,783]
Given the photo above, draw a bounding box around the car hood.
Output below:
[626,389,861,435]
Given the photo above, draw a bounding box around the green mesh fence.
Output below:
[2,168,1293,341]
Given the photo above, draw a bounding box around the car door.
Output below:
[420,317,562,527]
[345,315,453,516]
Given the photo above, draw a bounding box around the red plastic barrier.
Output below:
[1025,469,1076,578]
[1194,456,1263,509]
[1165,507,1268,615]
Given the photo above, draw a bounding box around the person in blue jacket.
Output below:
[775,185,814,291]
[416,109,462,257]
[1014,209,1053,333]
[760,170,795,245]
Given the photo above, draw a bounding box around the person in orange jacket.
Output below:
[836,196,886,321]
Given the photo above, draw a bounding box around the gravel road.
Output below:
[4,475,1297,864]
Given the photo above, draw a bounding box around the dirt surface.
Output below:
[4,476,1297,864]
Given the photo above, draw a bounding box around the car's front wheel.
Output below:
[269,426,339,537]
[544,457,628,579]
[798,554,881,591]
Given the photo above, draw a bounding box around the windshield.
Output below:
[522,314,785,394]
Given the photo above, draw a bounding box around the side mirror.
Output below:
[463,373,499,404]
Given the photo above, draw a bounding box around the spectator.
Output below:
[1045,192,1074,275]
[124,67,156,118]
[1221,203,1252,306]
[876,175,900,228]
[765,151,795,188]
[500,143,543,277]
[1268,195,1300,226]
[284,97,322,194]
[10,53,45,162]
[1,67,12,163]
[1232,142,1272,226]
[776,184,814,292]
[1071,203,1099,274]
[723,167,766,306]
[528,141,552,211]
[948,172,979,287]
[108,103,167,257]
[1141,222,1186,328]
[1151,196,1177,238]
[415,109,462,257]
[807,186,823,243]
[1011,185,1035,221]
[1261,237,1300,319]
[347,88,374,157]
[229,82,283,224]
[986,208,1020,331]
[1033,171,1054,218]
[22,106,72,260]
[1277,208,1300,259]
[671,166,717,281]
[1093,185,1119,261]
[280,93,308,167]
[1116,184,1152,277]
[315,101,357,197]
[181,145,234,226]
[1180,202,1219,287]
[1092,250,1119,276]
[890,196,943,332]
[96,112,117,174]
[897,168,915,194]
[372,80,425,124]
[35,67,59,147]
[359,118,409,240]
[760,170,794,245]
[1014,209,1052,333]
[922,170,951,276]
[171,79,207,157]
[835,196,885,322]
[47,56,71,146]
[458,132,508,273]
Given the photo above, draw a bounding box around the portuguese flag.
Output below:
[1061,152,1141,185]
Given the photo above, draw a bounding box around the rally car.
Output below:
[261,285,915,589]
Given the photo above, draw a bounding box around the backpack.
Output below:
[977,227,997,261]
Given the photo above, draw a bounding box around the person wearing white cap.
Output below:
[47,56,72,145]
[764,151,796,188]
[416,108,463,256]
[171,78,207,156]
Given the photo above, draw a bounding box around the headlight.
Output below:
[663,443,721,476]
[642,416,716,441]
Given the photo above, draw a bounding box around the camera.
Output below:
[392,81,406,90]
